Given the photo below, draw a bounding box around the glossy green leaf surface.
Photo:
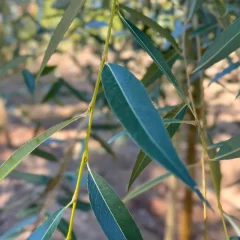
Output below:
[120,15,187,103]
[101,63,205,202]
[36,0,85,80]
[127,104,187,190]
[194,16,240,73]
[216,134,240,160]
[120,5,180,53]
[27,209,64,240]
[0,113,86,181]
[88,167,143,240]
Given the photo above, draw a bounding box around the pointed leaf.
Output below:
[36,0,85,80]
[41,66,57,76]
[88,167,143,240]
[194,16,240,73]
[124,163,197,202]
[22,69,36,95]
[127,104,187,190]
[216,134,240,160]
[102,63,205,202]
[120,5,180,53]
[42,79,63,103]
[120,15,187,103]
[31,148,58,162]
[0,113,86,181]
[27,208,64,240]
[236,91,240,99]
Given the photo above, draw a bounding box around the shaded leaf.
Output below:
[0,113,86,181]
[36,0,85,80]
[108,130,128,144]
[57,218,77,240]
[41,66,57,76]
[22,69,36,95]
[124,163,196,202]
[127,104,187,190]
[42,79,63,103]
[0,55,30,78]
[187,0,202,22]
[216,134,240,160]
[191,23,218,39]
[17,205,41,219]
[120,15,187,103]
[13,171,51,185]
[0,216,37,240]
[209,61,240,85]
[27,209,64,240]
[194,16,240,73]
[57,197,91,212]
[31,148,58,162]
[88,167,143,239]
[92,123,121,131]
[102,63,205,203]
[120,5,180,53]
[236,91,240,99]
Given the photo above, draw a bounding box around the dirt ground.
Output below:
[0,47,240,240]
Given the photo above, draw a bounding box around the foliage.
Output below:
[0,0,240,239]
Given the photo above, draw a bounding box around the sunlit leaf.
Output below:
[194,16,240,73]
[0,55,30,78]
[22,69,36,95]
[0,113,87,181]
[120,15,187,103]
[88,167,143,239]
[224,213,240,236]
[27,208,64,240]
[216,134,240,160]
[102,63,205,203]
[36,0,85,81]
[127,104,187,190]
[120,5,180,53]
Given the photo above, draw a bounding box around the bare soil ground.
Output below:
[0,47,240,240]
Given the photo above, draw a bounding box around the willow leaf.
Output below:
[88,167,143,239]
[194,16,240,73]
[102,63,205,203]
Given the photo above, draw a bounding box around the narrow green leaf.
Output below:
[36,0,85,81]
[41,66,57,76]
[88,167,143,239]
[224,213,240,236]
[22,69,36,95]
[102,63,205,203]
[17,205,41,219]
[191,23,218,39]
[120,14,187,103]
[127,104,187,190]
[27,209,64,240]
[31,148,58,162]
[91,132,115,157]
[108,130,128,144]
[236,91,240,99]
[207,135,222,200]
[0,113,86,181]
[58,197,91,212]
[120,5,181,53]
[13,171,51,185]
[0,216,37,240]
[194,16,240,73]
[216,134,240,160]
[124,163,197,202]
[0,55,30,78]
[42,79,63,103]
[92,123,121,131]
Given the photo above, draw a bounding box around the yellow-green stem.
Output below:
[66,1,117,239]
